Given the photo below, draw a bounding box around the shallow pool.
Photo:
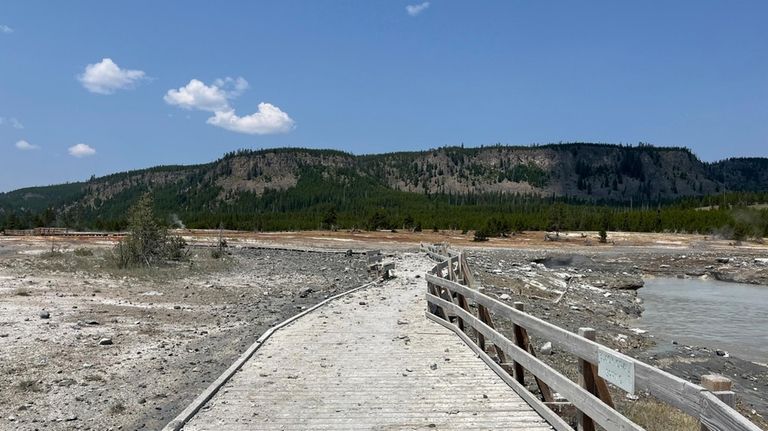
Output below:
[637,277,768,363]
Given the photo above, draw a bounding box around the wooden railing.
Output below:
[421,243,761,431]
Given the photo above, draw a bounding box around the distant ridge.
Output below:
[1,143,766,231]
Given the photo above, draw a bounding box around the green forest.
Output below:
[2,163,767,241]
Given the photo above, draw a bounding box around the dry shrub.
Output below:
[623,398,698,431]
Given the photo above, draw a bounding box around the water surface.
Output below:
[637,277,768,363]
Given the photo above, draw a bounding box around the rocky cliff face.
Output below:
[2,144,766,214]
[361,144,723,201]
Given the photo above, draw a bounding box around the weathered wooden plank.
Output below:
[181,255,554,431]
[426,274,702,414]
[460,253,477,288]
[427,312,574,431]
[515,302,555,403]
[511,302,527,386]
[698,391,760,431]
[427,269,761,431]
[478,303,507,364]
[578,328,598,431]
[164,280,378,431]
[426,292,645,431]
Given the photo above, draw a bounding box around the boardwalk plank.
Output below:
[181,254,553,430]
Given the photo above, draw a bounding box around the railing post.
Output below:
[700,375,735,431]
[578,327,597,431]
[512,302,527,385]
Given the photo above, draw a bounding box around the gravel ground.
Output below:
[0,241,370,431]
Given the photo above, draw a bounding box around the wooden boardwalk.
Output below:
[180,253,553,430]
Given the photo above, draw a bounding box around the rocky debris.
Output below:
[540,342,553,355]
[39,311,50,319]
[299,288,313,298]
[98,338,113,346]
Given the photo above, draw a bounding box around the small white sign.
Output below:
[598,347,635,394]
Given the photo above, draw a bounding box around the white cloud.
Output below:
[406,2,430,16]
[0,25,12,34]
[0,117,23,128]
[15,140,38,150]
[68,143,96,158]
[206,104,295,135]
[78,58,146,94]
[166,77,294,135]
[214,76,250,98]
[164,79,231,112]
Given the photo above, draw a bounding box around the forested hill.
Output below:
[1,143,767,232]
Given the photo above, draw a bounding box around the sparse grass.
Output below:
[40,250,65,259]
[622,398,698,431]
[26,247,231,280]
[106,251,234,281]
[73,247,94,257]
[16,379,43,393]
[109,401,127,415]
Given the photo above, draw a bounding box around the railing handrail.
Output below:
[421,244,761,431]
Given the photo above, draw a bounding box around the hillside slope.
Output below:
[1,144,766,231]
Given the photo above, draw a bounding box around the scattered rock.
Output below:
[716,350,729,357]
[540,342,553,355]
[98,338,113,346]
[430,363,438,370]
[499,293,511,300]
[39,311,50,319]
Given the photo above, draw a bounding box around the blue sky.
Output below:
[1,1,767,192]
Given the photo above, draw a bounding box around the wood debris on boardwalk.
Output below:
[179,253,553,430]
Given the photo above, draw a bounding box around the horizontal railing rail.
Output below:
[420,243,761,431]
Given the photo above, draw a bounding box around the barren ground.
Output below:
[1,229,766,430]
[0,236,369,430]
